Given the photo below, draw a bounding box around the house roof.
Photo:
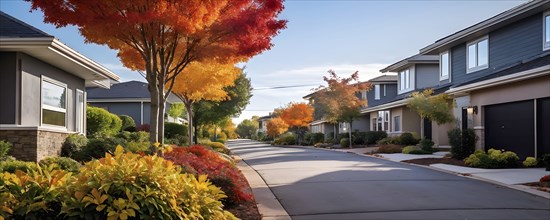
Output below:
[419,0,550,55]
[87,81,182,103]
[0,11,120,88]
[380,54,439,73]
[368,75,398,83]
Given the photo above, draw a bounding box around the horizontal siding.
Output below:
[450,13,544,85]
[415,64,439,89]
[366,83,398,107]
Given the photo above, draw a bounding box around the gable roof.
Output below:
[0,11,120,88]
[380,54,439,73]
[368,75,398,83]
[87,81,182,103]
[419,0,550,54]
[0,11,51,38]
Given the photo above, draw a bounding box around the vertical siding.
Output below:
[450,13,544,85]
[0,52,16,124]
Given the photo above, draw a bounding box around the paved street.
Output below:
[227,139,550,220]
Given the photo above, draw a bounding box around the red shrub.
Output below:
[540,175,550,183]
[163,145,253,207]
[137,124,150,132]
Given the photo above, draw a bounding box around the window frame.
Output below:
[439,51,450,81]
[393,115,401,132]
[41,76,68,129]
[398,66,415,94]
[466,36,489,73]
[75,89,85,134]
[544,11,550,51]
[374,84,380,100]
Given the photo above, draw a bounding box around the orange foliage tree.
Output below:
[266,117,288,138]
[314,70,371,147]
[30,0,287,145]
[280,102,314,144]
[171,60,241,144]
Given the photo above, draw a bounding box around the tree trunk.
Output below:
[348,122,353,149]
[193,123,199,144]
[148,78,160,152]
[185,102,193,145]
[333,123,337,145]
[213,125,217,141]
[157,96,166,145]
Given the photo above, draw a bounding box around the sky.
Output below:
[0,0,527,124]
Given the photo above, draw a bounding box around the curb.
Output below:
[234,155,292,220]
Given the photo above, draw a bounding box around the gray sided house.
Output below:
[0,11,120,161]
[419,0,550,158]
[257,115,274,134]
[376,55,454,147]
[87,81,183,126]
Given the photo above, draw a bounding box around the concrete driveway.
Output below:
[227,139,550,220]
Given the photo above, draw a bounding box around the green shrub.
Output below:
[419,139,435,152]
[73,137,126,161]
[399,132,419,145]
[464,149,519,169]
[539,154,550,171]
[377,136,401,145]
[365,131,388,145]
[402,146,420,154]
[273,133,297,145]
[340,138,350,148]
[409,149,433,155]
[522,157,538,167]
[61,134,88,158]
[166,134,189,146]
[376,145,403,153]
[119,115,136,131]
[304,132,325,145]
[39,157,81,173]
[448,128,477,159]
[0,160,39,173]
[86,106,122,136]
[0,140,11,158]
[61,146,235,219]
[165,122,187,139]
[203,142,231,154]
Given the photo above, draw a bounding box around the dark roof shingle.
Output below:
[0,11,52,38]
[87,81,152,99]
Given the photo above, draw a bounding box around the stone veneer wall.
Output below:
[0,129,68,162]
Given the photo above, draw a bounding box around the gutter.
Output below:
[360,98,409,114]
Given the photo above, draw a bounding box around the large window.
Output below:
[42,78,66,127]
[398,68,413,93]
[467,37,489,73]
[544,11,550,50]
[374,110,390,131]
[440,51,450,80]
[374,84,380,100]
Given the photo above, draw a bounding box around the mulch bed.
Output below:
[402,157,466,167]
[226,202,261,220]
[523,182,550,193]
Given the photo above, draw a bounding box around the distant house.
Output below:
[257,115,274,134]
[87,81,184,126]
[0,11,120,161]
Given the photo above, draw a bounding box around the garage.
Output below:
[484,100,534,159]
[537,98,550,157]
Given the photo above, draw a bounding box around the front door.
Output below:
[423,118,432,140]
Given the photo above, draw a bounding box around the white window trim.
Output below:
[466,36,489,73]
[393,115,401,132]
[439,51,450,81]
[398,66,415,94]
[383,84,386,96]
[76,89,85,134]
[374,84,380,100]
[41,76,68,130]
[544,11,550,51]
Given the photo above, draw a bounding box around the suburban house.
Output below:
[417,0,550,158]
[373,54,453,147]
[305,75,397,139]
[257,114,274,134]
[87,80,184,126]
[0,11,120,161]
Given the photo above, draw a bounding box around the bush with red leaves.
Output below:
[540,175,550,183]
[163,145,253,207]
[137,124,150,132]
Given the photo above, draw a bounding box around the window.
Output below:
[361,90,367,100]
[375,110,390,131]
[76,90,84,133]
[42,78,67,127]
[467,37,489,73]
[374,85,380,100]
[398,67,414,94]
[383,84,386,96]
[544,11,550,50]
[371,117,377,131]
[393,116,401,132]
[440,51,450,80]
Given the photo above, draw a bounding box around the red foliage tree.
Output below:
[29,0,287,145]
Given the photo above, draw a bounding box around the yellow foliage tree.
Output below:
[266,117,288,138]
[171,61,241,144]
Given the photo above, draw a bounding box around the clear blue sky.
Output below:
[0,0,526,124]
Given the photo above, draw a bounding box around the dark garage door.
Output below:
[537,98,550,156]
[485,100,534,159]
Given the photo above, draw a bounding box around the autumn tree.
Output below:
[171,61,240,144]
[266,117,288,138]
[30,0,287,146]
[236,119,259,139]
[280,102,314,145]
[408,89,455,125]
[167,103,185,121]
[314,70,371,147]
[193,73,253,143]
